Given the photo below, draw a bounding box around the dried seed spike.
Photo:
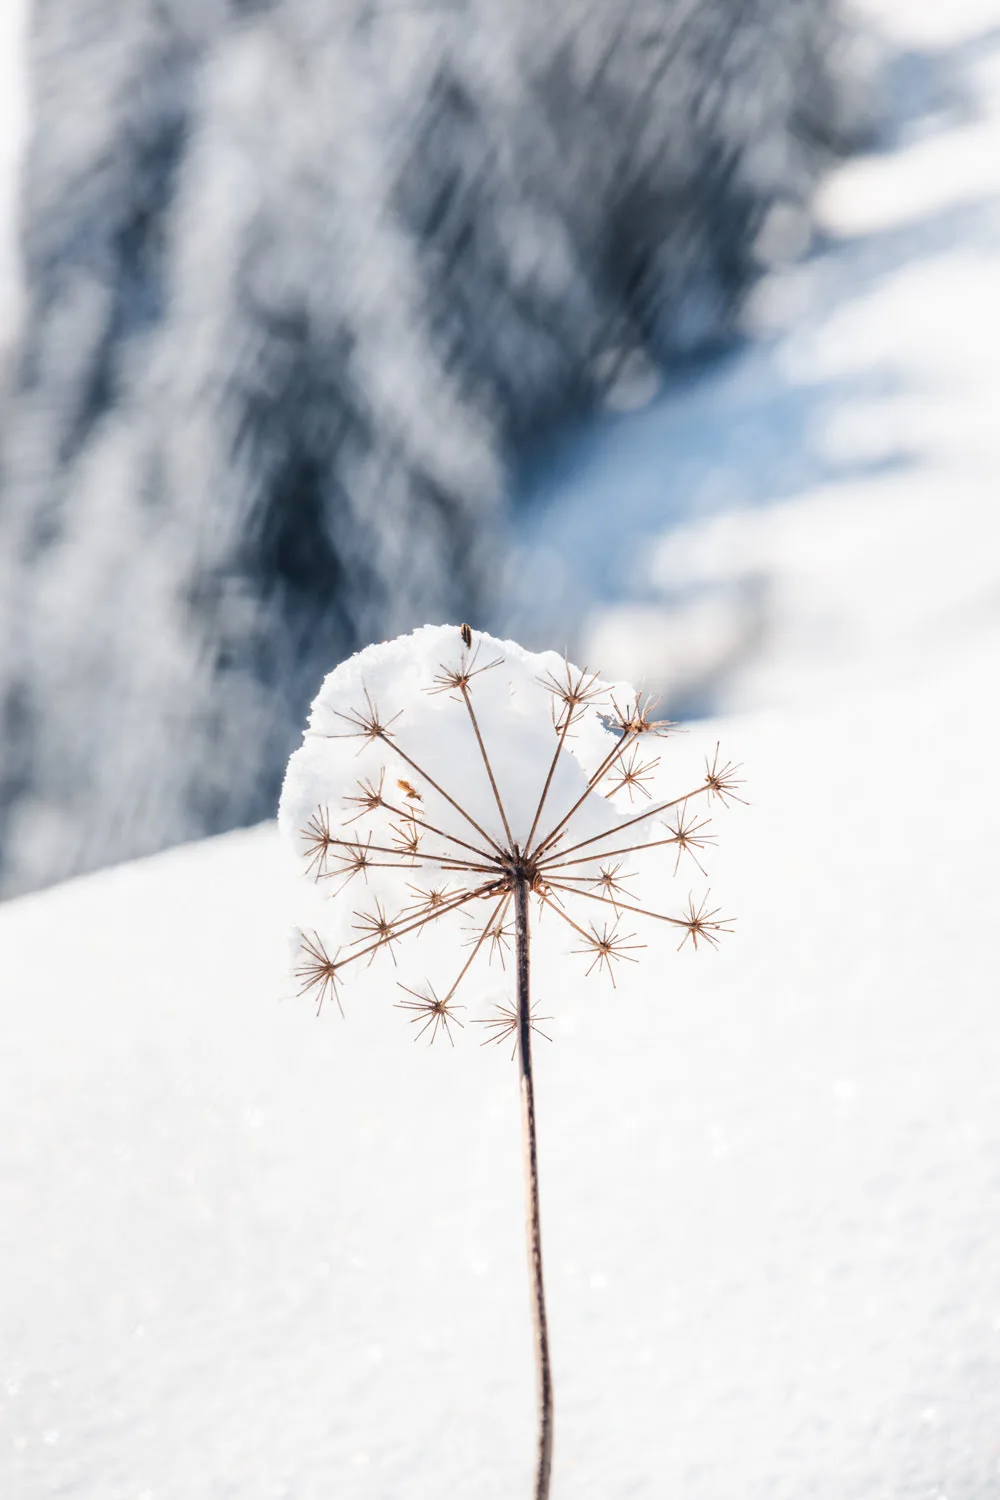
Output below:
[464,910,514,969]
[607,690,676,739]
[536,659,607,731]
[350,898,402,967]
[323,832,376,893]
[343,768,387,825]
[548,694,581,738]
[604,747,660,802]
[676,892,735,952]
[473,1000,553,1060]
[665,807,716,876]
[301,805,337,877]
[524,660,610,853]
[704,743,748,807]
[294,932,344,1016]
[428,641,505,697]
[395,983,466,1047]
[460,623,473,648]
[593,861,637,910]
[328,685,402,750]
[572,920,645,986]
[390,816,423,859]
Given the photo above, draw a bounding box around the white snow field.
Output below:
[2,636,999,1500]
[506,0,1000,716]
[3,0,1000,1497]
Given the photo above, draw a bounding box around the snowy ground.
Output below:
[3,0,1000,1496]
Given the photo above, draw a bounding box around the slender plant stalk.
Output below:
[296,630,741,1493]
[515,872,553,1500]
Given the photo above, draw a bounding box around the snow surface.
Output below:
[2,636,999,1499]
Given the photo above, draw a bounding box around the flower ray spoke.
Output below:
[445,892,512,997]
[537,826,710,873]
[336,881,501,971]
[535,781,712,869]
[526,661,608,853]
[386,738,506,857]
[375,795,496,864]
[458,684,515,849]
[552,861,637,909]
[546,878,689,929]
[531,885,595,944]
[463,892,514,970]
[313,834,497,875]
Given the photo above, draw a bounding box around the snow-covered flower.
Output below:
[278,621,742,1500]
[278,623,740,1025]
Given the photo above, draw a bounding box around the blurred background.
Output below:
[0,0,997,898]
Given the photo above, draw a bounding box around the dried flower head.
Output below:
[284,624,742,1021]
[280,623,745,1500]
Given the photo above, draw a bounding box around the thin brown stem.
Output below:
[443,892,510,998]
[537,829,699,872]
[523,713,574,857]
[320,836,497,874]
[337,882,500,970]
[545,878,690,929]
[385,737,507,857]
[529,729,639,860]
[536,781,711,868]
[460,686,515,849]
[514,874,553,1500]
[376,796,497,865]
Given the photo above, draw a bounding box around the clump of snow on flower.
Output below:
[278,624,740,1026]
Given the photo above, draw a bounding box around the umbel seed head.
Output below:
[278,625,742,1040]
